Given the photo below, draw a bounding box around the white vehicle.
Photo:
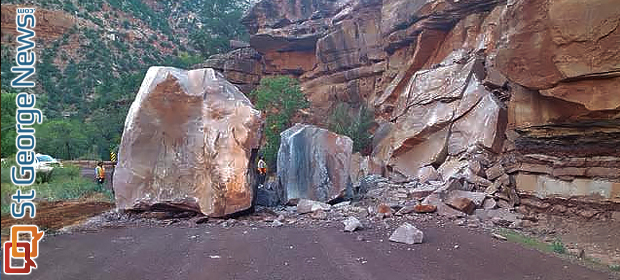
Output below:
[34,153,63,182]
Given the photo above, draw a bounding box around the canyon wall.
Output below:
[238,0,620,201]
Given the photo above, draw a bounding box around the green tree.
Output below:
[328,103,374,154]
[189,0,250,57]
[251,76,308,170]
[1,92,17,157]
[35,119,89,160]
[86,103,130,160]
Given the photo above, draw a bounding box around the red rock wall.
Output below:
[1,5,75,44]
[242,0,620,201]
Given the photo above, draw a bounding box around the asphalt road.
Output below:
[3,222,614,280]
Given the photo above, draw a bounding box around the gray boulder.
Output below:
[278,124,353,202]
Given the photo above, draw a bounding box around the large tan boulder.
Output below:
[278,124,353,202]
[114,67,263,217]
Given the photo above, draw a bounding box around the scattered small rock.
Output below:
[190,215,209,224]
[577,209,599,219]
[272,220,284,227]
[448,190,486,207]
[343,217,363,232]
[485,163,505,181]
[310,209,328,220]
[333,201,351,209]
[395,205,416,216]
[491,233,507,241]
[482,198,497,210]
[496,199,512,209]
[551,204,567,213]
[297,199,331,214]
[445,197,476,215]
[389,223,424,244]
[413,204,437,213]
[377,203,393,217]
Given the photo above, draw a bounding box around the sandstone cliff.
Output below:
[234,0,619,201]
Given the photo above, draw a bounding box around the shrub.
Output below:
[328,103,374,154]
[0,164,113,215]
[250,76,308,170]
[552,239,566,254]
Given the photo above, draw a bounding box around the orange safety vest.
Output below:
[96,166,105,178]
[257,159,267,174]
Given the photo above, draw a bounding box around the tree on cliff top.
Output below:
[250,76,309,171]
[189,0,251,57]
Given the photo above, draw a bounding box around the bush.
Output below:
[552,239,566,254]
[328,103,374,154]
[250,76,308,170]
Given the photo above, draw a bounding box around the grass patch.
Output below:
[496,229,620,273]
[1,162,113,216]
[496,229,556,253]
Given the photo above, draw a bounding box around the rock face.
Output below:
[114,67,263,217]
[197,46,263,94]
[239,0,620,202]
[495,0,620,90]
[278,124,353,202]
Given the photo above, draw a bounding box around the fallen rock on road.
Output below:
[343,217,362,232]
[114,67,263,217]
[297,199,332,214]
[389,222,424,244]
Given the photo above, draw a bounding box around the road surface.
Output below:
[3,221,615,280]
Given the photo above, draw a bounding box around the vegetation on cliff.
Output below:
[0,0,250,160]
[250,76,309,170]
[328,103,374,154]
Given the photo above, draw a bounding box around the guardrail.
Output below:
[60,160,116,168]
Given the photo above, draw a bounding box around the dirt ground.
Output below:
[0,198,113,244]
[526,214,620,266]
